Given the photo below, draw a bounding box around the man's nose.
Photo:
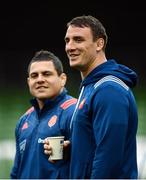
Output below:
[37,74,45,82]
[66,40,76,51]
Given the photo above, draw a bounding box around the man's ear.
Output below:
[60,73,67,87]
[96,38,104,51]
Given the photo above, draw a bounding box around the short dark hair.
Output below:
[28,50,64,75]
[67,15,108,50]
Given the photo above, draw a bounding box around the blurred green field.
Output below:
[133,86,146,135]
[0,86,145,178]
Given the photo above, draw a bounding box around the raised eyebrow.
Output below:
[29,70,52,76]
[64,36,83,42]
[42,70,53,74]
[74,36,84,39]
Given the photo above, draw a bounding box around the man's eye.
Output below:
[65,38,69,43]
[30,74,38,78]
[75,38,83,43]
[43,72,51,76]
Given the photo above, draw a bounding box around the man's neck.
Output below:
[81,55,107,80]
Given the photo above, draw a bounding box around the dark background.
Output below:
[0,2,146,178]
[0,1,146,92]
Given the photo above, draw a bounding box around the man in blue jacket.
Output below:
[64,15,138,179]
[10,50,77,179]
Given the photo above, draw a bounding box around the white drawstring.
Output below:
[70,86,85,129]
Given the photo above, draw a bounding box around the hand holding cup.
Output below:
[44,137,70,163]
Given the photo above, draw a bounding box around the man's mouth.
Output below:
[69,54,80,60]
[36,86,47,89]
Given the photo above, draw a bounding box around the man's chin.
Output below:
[37,97,47,101]
[70,63,82,71]
[70,62,79,68]
[36,95,49,100]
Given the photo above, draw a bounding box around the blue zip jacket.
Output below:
[10,88,77,179]
[70,59,138,179]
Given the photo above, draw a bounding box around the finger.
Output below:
[44,144,52,151]
[64,140,70,147]
[44,150,52,155]
[48,159,56,163]
[44,138,49,144]
[44,144,48,150]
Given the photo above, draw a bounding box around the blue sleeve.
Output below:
[91,83,129,178]
[59,103,76,140]
[10,113,27,179]
[10,123,20,179]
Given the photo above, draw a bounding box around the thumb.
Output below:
[64,140,70,147]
